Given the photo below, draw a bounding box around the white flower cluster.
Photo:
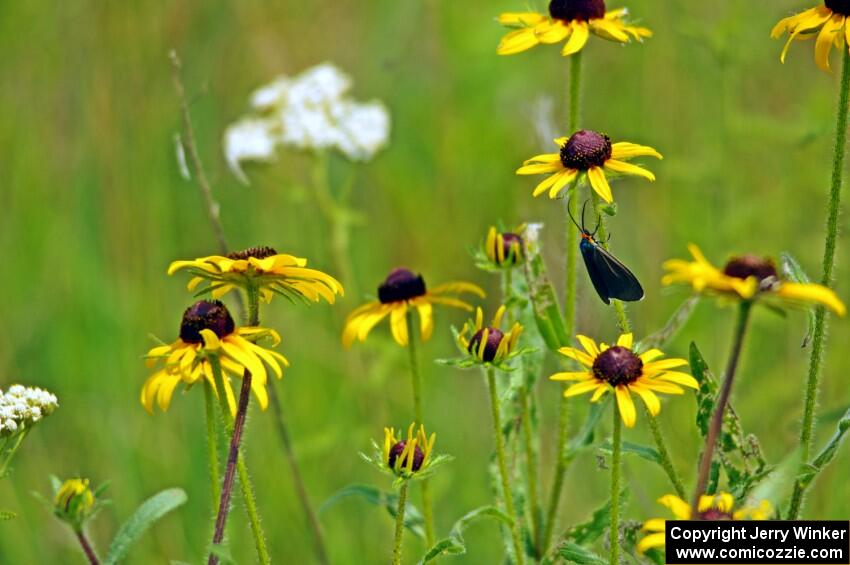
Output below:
[224,63,391,184]
[0,384,58,436]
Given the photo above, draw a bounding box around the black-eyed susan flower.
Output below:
[517,130,661,203]
[444,306,531,370]
[486,226,524,267]
[342,268,485,347]
[550,333,697,428]
[772,1,850,72]
[662,245,846,316]
[168,246,343,305]
[53,478,96,529]
[497,0,651,57]
[142,300,289,415]
[637,492,772,552]
[363,423,450,483]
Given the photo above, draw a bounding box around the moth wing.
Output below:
[590,244,644,302]
[580,240,611,305]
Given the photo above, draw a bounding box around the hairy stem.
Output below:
[787,46,850,520]
[406,309,435,546]
[208,359,270,565]
[645,408,686,499]
[610,405,621,565]
[589,192,630,333]
[691,300,753,517]
[204,383,221,507]
[209,374,261,565]
[75,530,100,565]
[391,481,409,565]
[520,385,541,558]
[487,368,525,565]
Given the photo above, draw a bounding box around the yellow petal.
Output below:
[775,282,846,316]
[550,371,593,382]
[658,494,692,520]
[417,301,434,341]
[630,383,661,416]
[576,334,600,357]
[390,304,410,346]
[564,380,604,397]
[615,386,637,427]
[637,532,666,554]
[561,21,590,56]
[498,28,540,55]
[604,159,656,182]
[587,166,613,203]
[616,333,633,348]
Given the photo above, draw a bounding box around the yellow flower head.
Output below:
[662,244,846,315]
[457,305,525,365]
[550,333,697,428]
[343,268,485,347]
[485,226,525,267]
[497,1,651,57]
[772,2,850,72]
[638,492,772,553]
[54,478,95,528]
[382,423,437,478]
[517,131,662,203]
[142,300,289,415]
[168,246,343,305]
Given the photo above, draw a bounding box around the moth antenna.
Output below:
[566,197,582,231]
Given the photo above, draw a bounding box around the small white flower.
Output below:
[250,76,292,110]
[223,118,279,185]
[286,63,351,107]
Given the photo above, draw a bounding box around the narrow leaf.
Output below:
[781,252,816,347]
[104,488,187,565]
[598,440,661,465]
[418,506,511,564]
[320,484,425,538]
[798,407,850,489]
[557,542,607,565]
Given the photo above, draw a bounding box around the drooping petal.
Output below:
[561,21,590,56]
[587,166,614,203]
[615,386,637,427]
[604,159,656,182]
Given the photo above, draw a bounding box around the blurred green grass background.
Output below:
[1,0,849,562]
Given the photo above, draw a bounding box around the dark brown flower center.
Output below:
[179,300,235,344]
[560,130,613,170]
[388,440,424,471]
[699,508,733,520]
[722,255,778,282]
[826,0,850,16]
[592,346,643,386]
[226,246,278,260]
[468,327,506,362]
[494,233,524,265]
[378,268,427,304]
[549,0,606,21]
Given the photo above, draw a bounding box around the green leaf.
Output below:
[798,407,850,489]
[598,440,661,465]
[522,238,569,350]
[0,510,16,521]
[781,252,816,347]
[560,488,629,547]
[320,484,425,538]
[557,542,607,565]
[418,506,512,564]
[208,545,236,564]
[103,488,187,565]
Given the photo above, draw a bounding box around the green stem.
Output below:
[391,481,409,565]
[75,529,100,565]
[247,286,329,562]
[691,301,753,517]
[787,47,850,520]
[203,383,221,507]
[208,358,270,565]
[487,368,525,565]
[520,385,541,557]
[0,430,28,478]
[610,405,622,565]
[589,192,630,333]
[644,408,685,499]
[569,52,582,131]
[406,309,435,546]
